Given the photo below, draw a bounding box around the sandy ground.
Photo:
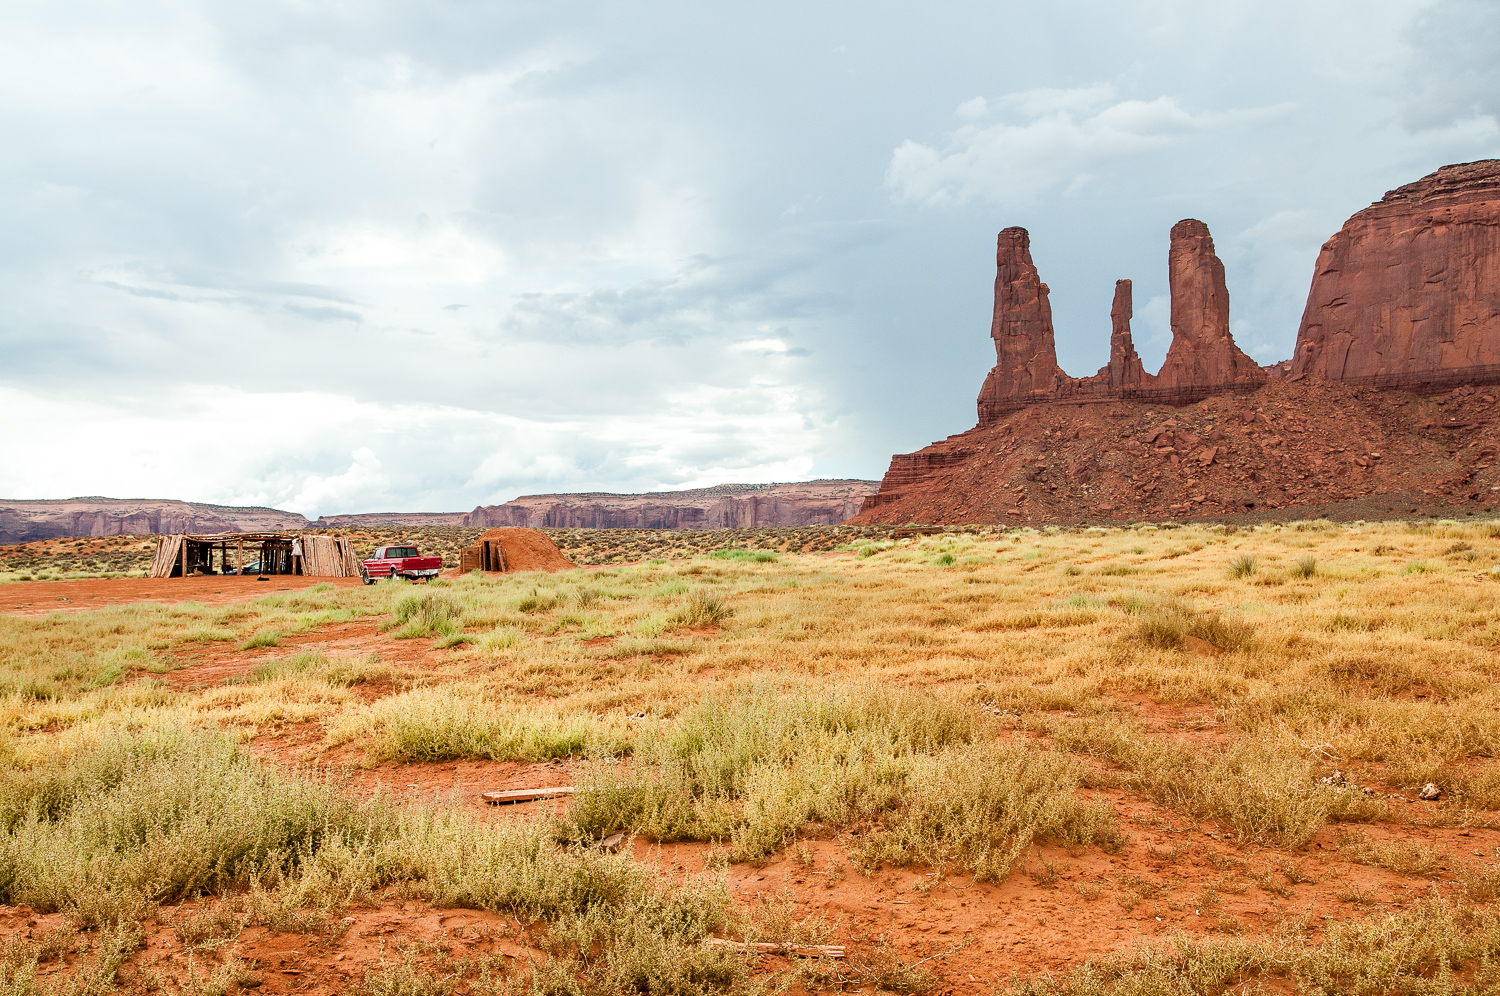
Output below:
[0,575,366,617]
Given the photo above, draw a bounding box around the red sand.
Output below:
[0,574,364,616]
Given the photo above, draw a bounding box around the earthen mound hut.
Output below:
[460,528,576,574]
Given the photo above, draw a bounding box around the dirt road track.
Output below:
[0,575,366,616]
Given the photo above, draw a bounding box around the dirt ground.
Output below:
[0,567,1491,995]
[0,575,366,617]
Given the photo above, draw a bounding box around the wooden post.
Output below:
[180,537,188,578]
[237,540,243,575]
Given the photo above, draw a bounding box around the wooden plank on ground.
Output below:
[481,786,576,804]
[706,940,846,959]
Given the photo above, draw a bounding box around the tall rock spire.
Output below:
[1106,278,1151,391]
[1156,219,1265,391]
[976,227,1066,426]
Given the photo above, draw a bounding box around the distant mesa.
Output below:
[857,160,1500,525]
[310,511,468,528]
[0,497,308,546]
[0,481,881,545]
[463,480,879,530]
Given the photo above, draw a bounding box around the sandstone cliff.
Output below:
[0,498,308,545]
[1292,160,1500,389]
[1104,279,1152,391]
[976,228,1066,425]
[464,480,879,530]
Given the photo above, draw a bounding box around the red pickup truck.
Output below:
[361,545,443,584]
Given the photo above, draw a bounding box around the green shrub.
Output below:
[238,630,282,650]
[390,591,462,639]
[355,687,612,763]
[708,549,777,563]
[1125,595,1254,652]
[517,590,562,613]
[670,590,732,629]
[1227,554,1257,578]
[1292,554,1317,578]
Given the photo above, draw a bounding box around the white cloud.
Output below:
[731,338,790,353]
[291,449,389,513]
[886,85,1292,208]
[0,376,838,516]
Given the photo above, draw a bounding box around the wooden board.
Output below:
[481,786,576,804]
[149,535,183,578]
[706,940,846,959]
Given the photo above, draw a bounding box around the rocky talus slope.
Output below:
[854,380,1500,525]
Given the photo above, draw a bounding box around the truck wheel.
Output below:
[360,567,373,586]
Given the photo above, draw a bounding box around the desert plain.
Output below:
[4,520,1500,995]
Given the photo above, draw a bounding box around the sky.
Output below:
[2,0,1497,516]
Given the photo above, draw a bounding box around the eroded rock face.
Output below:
[0,498,308,545]
[1156,220,1265,391]
[976,228,1065,426]
[1291,160,1500,387]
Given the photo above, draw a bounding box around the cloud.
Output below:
[1402,0,1500,130]
[3,2,1500,517]
[0,378,838,516]
[886,84,1292,208]
[292,448,388,512]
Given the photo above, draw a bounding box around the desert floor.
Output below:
[3,520,1500,995]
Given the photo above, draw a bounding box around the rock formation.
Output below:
[1156,220,1266,391]
[312,511,468,528]
[464,480,878,530]
[976,228,1066,424]
[0,497,308,545]
[975,218,1272,424]
[852,378,1500,525]
[858,160,1500,526]
[1292,160,1500,389]
[1105,279,1152,391]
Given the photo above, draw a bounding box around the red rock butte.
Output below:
[858,160,1500,525]
[1292,159,1500,392]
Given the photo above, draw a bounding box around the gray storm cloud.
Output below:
[1,0,1497,515]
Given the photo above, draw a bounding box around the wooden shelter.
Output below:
[149,532,361,579]
[460,535,509,573]
[458,528,575,574]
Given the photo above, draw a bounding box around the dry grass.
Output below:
[7,517,1500,990]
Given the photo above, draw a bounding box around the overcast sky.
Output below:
[3,1,1497,515]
